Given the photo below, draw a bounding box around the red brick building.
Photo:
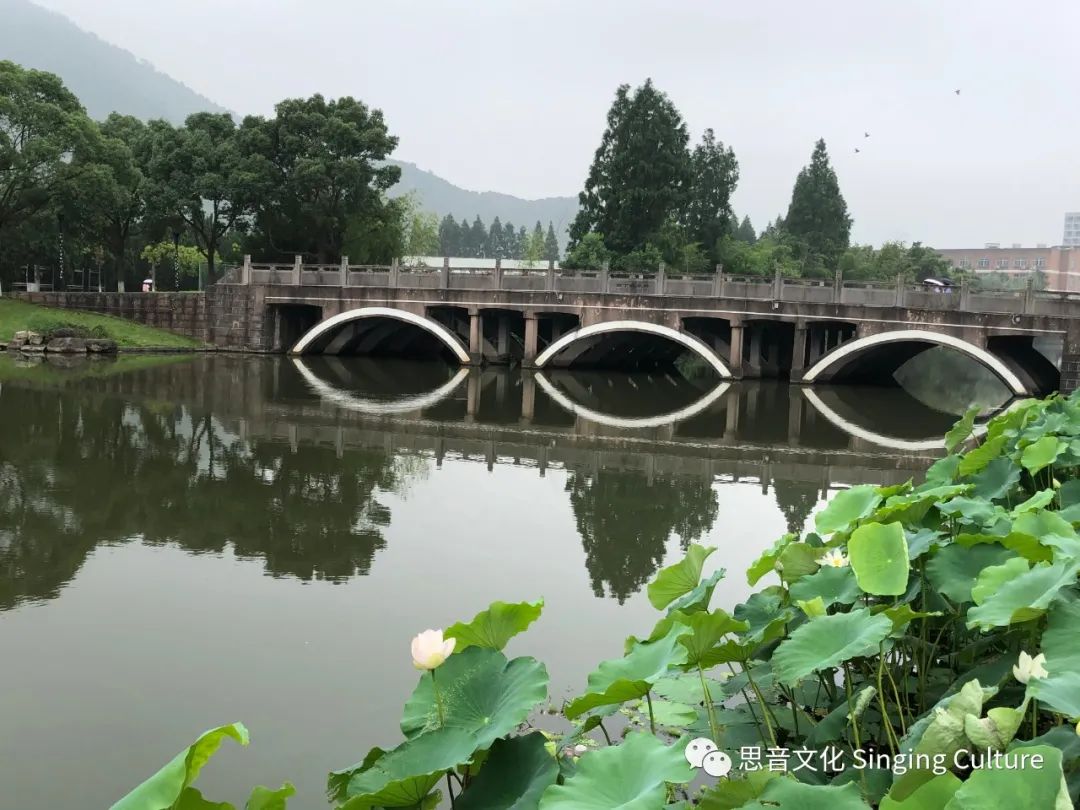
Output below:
[936,245,1080,292]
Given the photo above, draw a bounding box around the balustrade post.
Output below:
[389,257,399,288]
[895,273,905,307]
[600,260,610,294]
[773,267,783,300]
[441,257,450,289]
[493,257,503,290]
[292,255,302,286]
[656,262,666,295]
[1024,276,1035,314]
[728,317,744,378]
[791,319,808,377]
[960,277,971,311]
[713,263,725,297]
[340,255,349,287]
[833,269,842,303]
[468,308,482,357]
[546,259,556,292]
[242,254,252,285]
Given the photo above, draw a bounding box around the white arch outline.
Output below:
[290,306,470,363]
[801,330,1028,395]
[534,372,731,430]
[533,320,732,377]
[291,359,469,415]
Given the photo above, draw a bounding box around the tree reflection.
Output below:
[565,469,718,604]
[772,479,820,536]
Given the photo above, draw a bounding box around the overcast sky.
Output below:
[33,0,1080,247]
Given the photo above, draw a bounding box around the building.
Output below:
[936,244,1080,292]
[1065,213,1080,247]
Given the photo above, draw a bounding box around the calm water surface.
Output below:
[0,353,1005,808]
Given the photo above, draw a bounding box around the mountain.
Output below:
[0,0,228,122]
[390,160,578,241]
[1,0,579,241]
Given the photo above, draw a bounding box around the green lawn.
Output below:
[0,298,204,349]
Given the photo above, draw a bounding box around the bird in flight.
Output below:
[854,147,861,154]
[954,89,961,95]
[864,131,870,138]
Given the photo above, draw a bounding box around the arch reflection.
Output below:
[292,357,469,415]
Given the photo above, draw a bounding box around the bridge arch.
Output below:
[290,306,470,363]
[534,320,733,377]
[801,329,1028,396]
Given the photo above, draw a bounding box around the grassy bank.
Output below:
[0,352,195,384]
[0,298,204,349]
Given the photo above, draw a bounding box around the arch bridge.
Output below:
[231,258,1080,394]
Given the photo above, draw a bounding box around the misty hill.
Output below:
[1,0,579,241]
[390,160,578,241]
[0,0,228,122]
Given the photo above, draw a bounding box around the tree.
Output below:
[544,221,560,261]
[240,95,400,266]
[516,225,527,260]
[405,209,439,257]
[437,214,460,256]
[95,114,150,289]
[0,61,99,264]
[785,139,851,268]
[568,79,691,256]
[146,112,255,284]
[469,215,486,257]
[523,221,545,265]
[486,216,504,258]
[736,215,756,244]
[141,240,203,289]
[684,128,739,261]
[563,232,611,270]
[503,221,518,259]
[459,217,475,256]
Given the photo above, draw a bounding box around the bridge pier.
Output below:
[1063,322,1080,393]
[729,319,744,377]
[468,309,483,364]
[523,313,539,366]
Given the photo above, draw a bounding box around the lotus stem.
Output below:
[645,690,657,735]
[698,665,720,743]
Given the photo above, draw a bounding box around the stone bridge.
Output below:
[234,257,1080,395]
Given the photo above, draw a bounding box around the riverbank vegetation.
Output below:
[111,391,1080,807]
[0,299,202,349]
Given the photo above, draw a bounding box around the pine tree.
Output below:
[568,79,692,255]
[502,221,517,259]
[470,215,487,257]
[736,215,756,244]
[685,128,739,261]
[785,139,851,266]
[459,217,474,256]
[544,222,560,261]
[516,225,527,260]
[487,216,504,258]
[438,214,460,255]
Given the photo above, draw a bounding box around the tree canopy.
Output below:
[784,138,852,269]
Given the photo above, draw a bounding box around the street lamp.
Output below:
[172,230,181,291]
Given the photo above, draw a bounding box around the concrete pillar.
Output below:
[496,315,509,357]
[1024,277,1035,314]
[833,269,842,303]
[725,395,740,438]
[523,313,539,366]
[538,445,548,478]
[521,373,536,423]
[895,273,905,307]
[773,268,783,300]
[292,255,302,286]
[787,391,803,445]
[960,278,971,310]
[242,254,252,285]
[388,257,399,288]
[341,255,350,287]
[546,259,556,292]
[469,309,483,356]
[600,260,610,294]
[791,321,808,375]
[435,437,445,468]
[466,370,481,419]
[493,258,503,289]
[441,257,450,289]
[713,264,725,297]
[728,319,744,377]
[656,262,666,295]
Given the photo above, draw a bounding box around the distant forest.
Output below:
[431,216,561,261]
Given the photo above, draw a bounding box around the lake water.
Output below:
[0,353,1008,808]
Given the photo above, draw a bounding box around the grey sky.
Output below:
[33,0,1080,247]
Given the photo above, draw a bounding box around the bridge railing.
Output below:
[231,255,1074,317]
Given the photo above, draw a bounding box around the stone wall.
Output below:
[9,288,272,351]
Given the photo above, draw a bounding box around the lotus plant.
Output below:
[1013,650,1049,684]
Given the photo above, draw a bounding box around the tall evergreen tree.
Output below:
[516,225,527,260]
[568,79,692,255]
[459,217,474,256]
[437,214,460,255]
[684,128,739,260]
[487,216,504,258]
[785,139,851,266]
[502,221,517,259]
[736,215,756,244]
[469,215,486,257]
[544,221,560,261]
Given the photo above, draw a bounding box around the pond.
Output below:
[0,352,1010,808]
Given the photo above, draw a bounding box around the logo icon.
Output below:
[684,738,732,777]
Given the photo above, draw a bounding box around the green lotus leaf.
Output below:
[963,703,1027,753]
[537,732,693,809]
[935,496,1004,528]
[879,773,962,810]
[906,528,945,560]
[746,534,793,586]
[455,732,557,810]
[740,778,870,810]
[945,407,979,452]
[798,596,826,617]
[401,647,549,748]
[882,604,941,634]
[957,435,1006,477]
[642,699,698,727]
[111,723,249,810]
[966,561,1080,630]
[970,456,1020,501]
[666,568,725,614]
[815,486,882,535]
[943,745,1068,809]
[925,544,1014,603]
[771,608,892,685]
[789,564,861,608]
[647,543,716,610]
[446,599,544,652]
[1013,509,1077,542]
[734,590,794,645]
[1057,478,1080,510]
[848,521,909,596]
[1026,598,1080,718]
[339,728,476,808]
[1012,489,1055,516]
[970,557,1030,605]
[697,770,781,810]
[671,609,748,669]
[651,674,726,705]
[876,485,969,526]
[1020,435,1064,475]
[244,783,296,810]
[955,532,1052,564]
[564,623,689,719]
[925,454,960,485]
[778,541,820,583]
